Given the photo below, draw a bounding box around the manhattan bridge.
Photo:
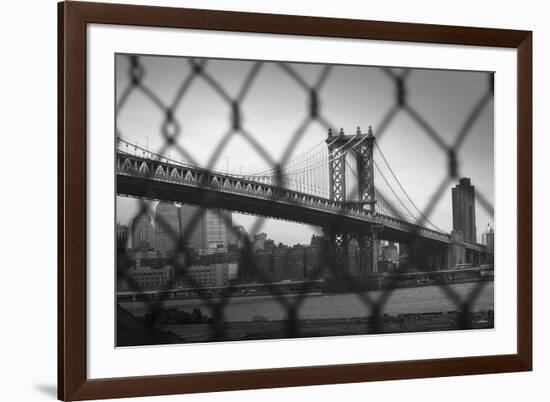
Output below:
[116,125,488,278]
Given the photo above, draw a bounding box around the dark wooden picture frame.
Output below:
[58,1,532,400]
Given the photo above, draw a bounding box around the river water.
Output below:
[120,281,494,322]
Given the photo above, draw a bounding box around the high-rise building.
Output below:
[116,223,129,250]
[178,206,233,254]
[482,223,495,263]
[203,210,230,253]
[380,242,399,264]
[179,204,205,250]
[310,235,326,247]
[252,233,267,252]
[452,177,477,243]
[224,213,233,248]
[154,202,180,252]
[127,250,172,270]
[131,213,154,251]
[228,225,249,250]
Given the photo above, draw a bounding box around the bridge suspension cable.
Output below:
[374,142,444,232]
[245,133,369,197]
[373,160,417,221]
[343,157,417,222]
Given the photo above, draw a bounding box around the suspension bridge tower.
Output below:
[325,126,380,278]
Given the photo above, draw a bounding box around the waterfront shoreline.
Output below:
[156,310,494,344]
[120,280,494,325]
[117,277,494,303]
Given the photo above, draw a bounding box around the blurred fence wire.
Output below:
[115,54,494,345]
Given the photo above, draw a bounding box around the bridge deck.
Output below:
[115,151,485,250]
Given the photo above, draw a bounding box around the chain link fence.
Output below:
[115,54,494,346]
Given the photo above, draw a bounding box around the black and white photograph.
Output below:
[115,54,495,346]
[2,0,543,400]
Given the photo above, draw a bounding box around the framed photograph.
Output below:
[58,1,532,400]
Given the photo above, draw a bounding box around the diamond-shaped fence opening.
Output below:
[115,54,494,346]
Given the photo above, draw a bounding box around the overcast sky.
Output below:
[116,54,494,245]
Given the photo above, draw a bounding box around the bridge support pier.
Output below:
[466,249,483,266]
[429,249,448,271]
[447,230,466,268]
[325,225,381,278]
[358,224,382,276]
[325,229,350,278]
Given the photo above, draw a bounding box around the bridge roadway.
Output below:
[116,151,485,252]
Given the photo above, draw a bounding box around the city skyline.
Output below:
[117,200,323,252]
[117,170,492,248]
[118,187,495,253]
